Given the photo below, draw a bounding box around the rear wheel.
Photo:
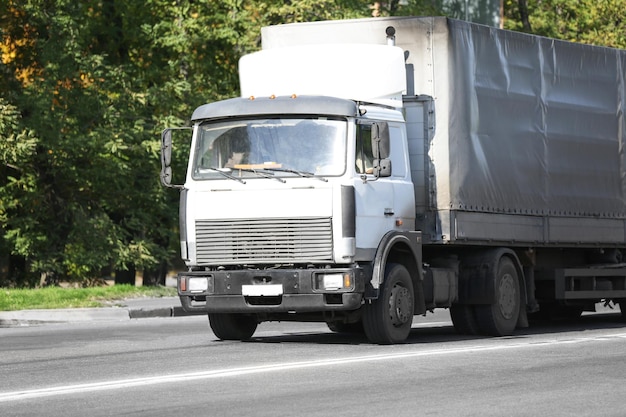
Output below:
[363,263,414,344]
[475,257,520,336]
[209,313,258,341]
[450,303,480,335]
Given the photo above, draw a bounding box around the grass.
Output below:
[0,285,177,311]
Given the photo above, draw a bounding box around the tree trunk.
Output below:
[142,261,167,286]
[115,266,136,285]
[518,0,532,32]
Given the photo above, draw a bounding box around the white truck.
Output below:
[161,16,626,344]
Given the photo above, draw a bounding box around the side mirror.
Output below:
[373,158,392,177]
[162,129,173,166]
[371,122,390,159]
[371,122,391,177]
[160,129,174,187]
[160,127,190,189]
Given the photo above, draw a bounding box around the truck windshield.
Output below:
[192,117,347,180]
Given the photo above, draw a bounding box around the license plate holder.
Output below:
[241,284,283,297]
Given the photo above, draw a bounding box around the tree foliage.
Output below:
[504,0,626,49]
[0,0,383,287]
[1,0,624,287]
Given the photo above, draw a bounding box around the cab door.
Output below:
[353,121,414,259]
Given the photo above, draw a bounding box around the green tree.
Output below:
[6,0,621,288]
[0,0,191,286]
[504,0,626,48]
[0,0,380,287]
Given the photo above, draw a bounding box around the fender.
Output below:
[366,230,423,299]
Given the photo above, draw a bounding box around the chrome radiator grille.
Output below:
[195,217,333,264]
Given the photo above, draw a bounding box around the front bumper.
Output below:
[178,267,365,314]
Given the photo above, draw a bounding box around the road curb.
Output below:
[127,306,205,319]
[128,307,173,319]
[0,307,131,327]
[0,304,205,327]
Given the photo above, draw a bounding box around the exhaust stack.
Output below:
[386,26,396,46]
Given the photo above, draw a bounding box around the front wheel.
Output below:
[363,263,414,344]
[209,313,258,341]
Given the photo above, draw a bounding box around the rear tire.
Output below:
[475,257,520,336]
[209,313,258,341]
[450,303,480,335]
[363,263,414,344]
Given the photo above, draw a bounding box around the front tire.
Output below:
[209,313,258,341]
[475,257,520,336]
[363,263,414,344]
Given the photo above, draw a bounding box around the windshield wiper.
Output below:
[263,167,328,182]
[206,167,246,184]
[236,168,286,183]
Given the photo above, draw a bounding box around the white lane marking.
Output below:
[412,321,451,327]
[3,332,626,403]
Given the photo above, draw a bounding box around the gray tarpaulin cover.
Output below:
[263,17,626,220]
[447,19,626,218]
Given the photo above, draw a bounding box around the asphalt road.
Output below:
[2,310,626,416]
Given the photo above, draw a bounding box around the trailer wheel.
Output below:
[209,313,258,341]
[475,257,520,336]
[363,263,414,344]
[450,304,480,335]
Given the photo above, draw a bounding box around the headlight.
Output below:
[188,277,209,293]
[316,272,352,291]
[180,275,213,294]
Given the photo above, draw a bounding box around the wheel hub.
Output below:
[388,284,413,327]
[498,274,517,320]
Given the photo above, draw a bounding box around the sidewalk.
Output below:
[0,296,204,327]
